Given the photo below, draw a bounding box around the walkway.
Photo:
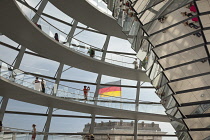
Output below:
[0,76,169,122]
[0,0,149,82]
[48,0,127,39]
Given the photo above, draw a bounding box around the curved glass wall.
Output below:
[102,0,210,139]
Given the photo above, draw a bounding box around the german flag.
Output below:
[99,80,121,97]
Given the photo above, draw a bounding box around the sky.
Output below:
[0,0,177,139]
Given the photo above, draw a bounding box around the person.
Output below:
[0,121,2,132]
[35,23,42,30]
[41,78,46,93]
[31,124,36,140]
[158,16,167,23]
[54,33,59,42]
[129,14,140,36]
[83,86,90,100]
[125,1,131,8]
[133,58,138,69]
[183,21,201,37]
[193,31,202,37]
[186,3,197,13]
[122,11,134,32]
[37,24,42,30]
[113,0,123,18]
[181,12,193,17]
[191,16,199,22]
[32,77,41,91]
[189,4,197,13]
[183,21,199,29]
[141,56,148,69]
[117,0,125,27]
[201,58,207,63]
[88,48,95,58]
[181,12,198,22]
[90,134,94,140]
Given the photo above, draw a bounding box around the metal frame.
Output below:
[0,45,26,121]
[181,100,210,107]
[137,0,165,15]
[176,86,210,94]
[159,43,206,60]
[154,29,202,48]
[149,11,210,36]
[193,0,210,65]
[142,0,194,27]
[89,35,110,134]
[130,1,195,138]
[164,57,208,71]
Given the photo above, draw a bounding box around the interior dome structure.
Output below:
[0,0,209,139]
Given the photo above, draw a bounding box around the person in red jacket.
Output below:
[83,86,90,100]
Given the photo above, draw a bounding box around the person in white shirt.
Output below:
[133,58,138,69]
[32,77,41,91]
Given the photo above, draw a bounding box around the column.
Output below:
[13,46,26,69]
[0,97,9,121]
[0,0,47,121]
[0,46,26,121]
[43,20,78,140]
[134,119,139,140]
[89,35,110,134]
[32,0,48,23]
[134,81,141,140]
[43,63,64,140]
[67,20,78,44]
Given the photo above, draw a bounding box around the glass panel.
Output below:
[175,89,210,105]
[140,10,155,24]
[0,43,18,64]
[148,62,162,80]
[189,131,210,140]
[166,107,178,117]
[139,104,166,115]
[162,95,177,110]
[152,35,203,57]
[176,132,191,140]
[169,75,210,93]
[43,1,73,23]
[164,61,209,81]
[158,46,207,69]
[152,73,162,88]
[171,121,187,132]
[179,103,210,116]
[184,117,210,129]
[133,0,149,13]
[204,30,210,42]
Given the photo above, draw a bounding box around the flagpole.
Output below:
[120,79,122,110]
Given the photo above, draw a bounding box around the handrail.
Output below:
[0,60,164,114]
[0,59,155,101]
[2,126,177,137]
[0,60,126,100]
[3,126,32,132]
[17,0,139,68]
[0,73,163,113]
[1,73,137,111]
[2,126,176,137]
